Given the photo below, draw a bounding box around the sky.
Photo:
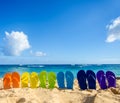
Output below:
[0,0,120,64]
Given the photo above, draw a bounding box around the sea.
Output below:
[0,64,120,78]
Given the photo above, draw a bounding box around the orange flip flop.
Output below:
[12,72,20,88]
[3,73,12,89]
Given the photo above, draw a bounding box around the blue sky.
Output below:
[0,0,120,64]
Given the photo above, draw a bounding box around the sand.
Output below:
[0,79,120,103]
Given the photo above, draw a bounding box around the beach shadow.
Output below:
[82,95,96,103]
[17,98,26,103]
[110,87,120,94]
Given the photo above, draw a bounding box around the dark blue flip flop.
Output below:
[77,70,87,90]
[86,70,96,89]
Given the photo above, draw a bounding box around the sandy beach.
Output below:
[0,79,120,103]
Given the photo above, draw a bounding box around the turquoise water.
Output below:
[0,64,120,78]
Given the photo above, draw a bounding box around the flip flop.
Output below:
[57,72,65,89]
[3,73,12,89]
[96,70,104,84]
[21,72,29,87]
[65,71,74,89]
[48,72,56,89]
[86,70,96,89]
[39,71,47,88]
[77,70,87,90]
[12,72,20,88]
[30,72,39,88]
[106,71,115,78]
[96,70,107,89]
[106,71,116,88]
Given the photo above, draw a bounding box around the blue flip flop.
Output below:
[57,72,65,89]
[65,71,74,89]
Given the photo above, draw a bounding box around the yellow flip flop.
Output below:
[21,72,29,87]
[30,72,39,88]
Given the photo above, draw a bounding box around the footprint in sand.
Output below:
[17,98,26,103]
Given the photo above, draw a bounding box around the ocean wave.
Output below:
[27,65,44,68]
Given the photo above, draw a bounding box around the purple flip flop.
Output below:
[96,70,107,89]
[106,71,116,88]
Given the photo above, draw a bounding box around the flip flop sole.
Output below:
[57,72,65,89]
[65,71,74,89]
[77,70,87,90]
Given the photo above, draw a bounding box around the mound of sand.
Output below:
[0,79,120,103]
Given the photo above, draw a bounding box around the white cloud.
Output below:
[35,51,46,56]
[3,31,30,56]
[30,50,46,57]
[106,16,120,42]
